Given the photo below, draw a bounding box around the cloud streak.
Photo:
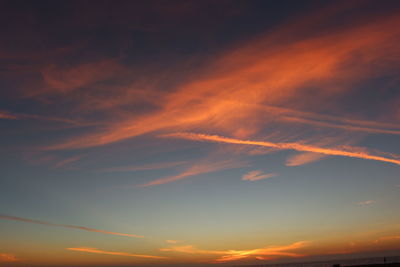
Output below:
[0,111,18,120]
[257,104,400,135]
[241,170,277,181]
[67,247,166,259]
[139,159,248,187]
[0,214,143,238]
[0,109,94,126]
[43,13,400,151]
[162,133,400,166]
[0,253,19,262]
[53,155,84,168]
[282,116,400,136]
[101,161,187,172]
[285,152,327,166]
[375,235,400,242]
[166,240,181,244]
[161,241,309,263]
[356,200,374,206]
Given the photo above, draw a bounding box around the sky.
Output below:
[0,0,399,266]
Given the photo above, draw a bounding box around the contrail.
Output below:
[0,214,143,238]
[162,132,400,166]
[67,247,167,259]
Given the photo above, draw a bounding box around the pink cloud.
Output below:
[139,159,248,187]
[286,152,327,166]
[241,170,277,181]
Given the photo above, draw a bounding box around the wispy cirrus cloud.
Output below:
[41,59,125,94]
[67,247,166,259]
[256,104,400,136]
[43,13,400,151]
[0,253,19,262]
[0,214,143,238]
[0,111,18,120]
[0,109,94,126]
[101,161,187,172]
[160,245,223,255]
[374,235,400,242]
[282,116,400,136]
[356,200,374,206]
[285,152,327,166]
[162,133,400,166]
[53,155,84,168]
[1,2,399,266]
[161,241,309,263]
[166,240,181,244]
[241,170,277,181]
[139,159,248,187]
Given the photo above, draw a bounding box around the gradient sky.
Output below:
[0,1,399,266]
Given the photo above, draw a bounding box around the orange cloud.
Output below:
[67,247,166,259]
[0,253,19,262]
[282,116,400,136]
[0,214,143,238]
[375,235,400,242]
[229,104,400,137]
[285,152,327,166]
[0,111,18,120]
[139,159,248,187]
[163,132,400,166]
[161,241,309,263]
[215,241,310,263]
[41,59,124,93]
[160,245,224,255]
[241,170,277,181]
[45,12,400,151]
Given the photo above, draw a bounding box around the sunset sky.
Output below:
[0,0,399,266]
